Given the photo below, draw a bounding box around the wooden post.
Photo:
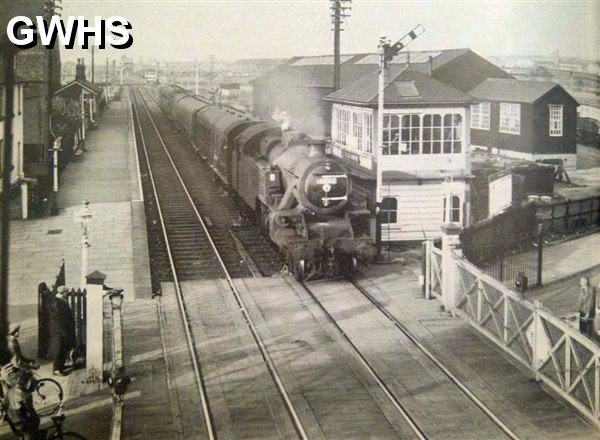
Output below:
[85,270,107,382]
[421,241,427,298]
[441,223,461,312]
[533,300,542,381]
[424,240,431,299]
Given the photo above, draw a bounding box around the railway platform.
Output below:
[1,95,152,439]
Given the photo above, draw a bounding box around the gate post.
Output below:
[424,240,431,299]
[441,223,461,312]
[85,270,107,382]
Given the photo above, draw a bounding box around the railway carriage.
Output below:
[157,85,373,279]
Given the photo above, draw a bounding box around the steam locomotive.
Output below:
[157,85,373,280]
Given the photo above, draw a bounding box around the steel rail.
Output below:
[130,88,216,440]
[296,280,428,440]
[228,230,262,278]
[135,87,309,440]
[349,279,521,440]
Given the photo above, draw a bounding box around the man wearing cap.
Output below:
[48,287,76,376]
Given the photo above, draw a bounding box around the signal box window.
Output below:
[380,197,397,224]
[443,195,461,223]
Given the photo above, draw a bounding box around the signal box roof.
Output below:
[324,69,475,107]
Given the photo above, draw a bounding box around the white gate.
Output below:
[424,241,442,300]
[426,242,600,429]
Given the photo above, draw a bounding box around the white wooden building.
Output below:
[324,69,475,241]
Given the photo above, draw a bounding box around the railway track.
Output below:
[132,84,522,439]
[299,277,522,440]
[133,87,280,289]
[130,86,307,439]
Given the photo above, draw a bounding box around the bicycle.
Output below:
[0,372,64,422]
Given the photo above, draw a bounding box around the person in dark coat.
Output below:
[48,287,76,376]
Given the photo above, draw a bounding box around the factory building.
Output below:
[324,69,475,241]
[469,79,578,170]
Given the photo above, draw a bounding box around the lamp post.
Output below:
[77,199,92,288]
[49,135,62,215]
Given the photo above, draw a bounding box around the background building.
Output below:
[252,49,511,136]
[469,79,578,170]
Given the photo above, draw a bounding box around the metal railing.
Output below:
[451,253,600,429]
[536,196,600,236]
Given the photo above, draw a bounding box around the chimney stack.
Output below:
[76,58,86,81]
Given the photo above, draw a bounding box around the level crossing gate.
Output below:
[425,239,600,429]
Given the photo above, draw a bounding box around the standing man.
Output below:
[577,277,596,338]
[48,287,76,375]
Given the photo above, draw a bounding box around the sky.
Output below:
[58,0,599,64]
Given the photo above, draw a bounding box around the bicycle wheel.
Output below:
[48,432,87,440]
[33,378,63,416]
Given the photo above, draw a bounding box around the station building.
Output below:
[469,79,578,170]
[55,59,104,126]
[324,69,476,241]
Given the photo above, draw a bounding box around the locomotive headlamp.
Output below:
[325,164,331,171]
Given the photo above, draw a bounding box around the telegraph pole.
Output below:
[330,0,351,91]
[375,25,424,257]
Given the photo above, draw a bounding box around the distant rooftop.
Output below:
[253,48,473,88]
